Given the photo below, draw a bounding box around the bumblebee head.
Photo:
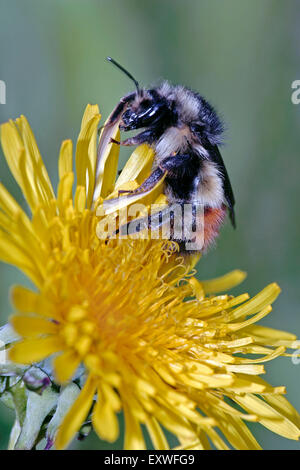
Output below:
[107,57,176,132]
[120,89,175,131]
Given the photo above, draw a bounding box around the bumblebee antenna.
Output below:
[106,56,140,94]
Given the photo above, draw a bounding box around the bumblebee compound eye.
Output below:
[120,109,138,130]
[134,100,171,128]
[119,94,173,132]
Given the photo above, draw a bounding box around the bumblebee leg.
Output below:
[114,129,156,147]
[118,204,187,255]
[110,138,120,145]
[159,154,192,175]
[115,167,165,199]
[126,167,166,195]
[118,189,134,196]
[102,167,166,214]
[118,206,170,237]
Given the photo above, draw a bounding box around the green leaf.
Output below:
[14,386,58,449]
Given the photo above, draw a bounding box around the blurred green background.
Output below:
[0,0,299,450]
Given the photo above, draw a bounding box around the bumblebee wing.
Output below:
[210,145,236,228]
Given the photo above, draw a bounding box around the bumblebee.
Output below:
[98,57,235,252]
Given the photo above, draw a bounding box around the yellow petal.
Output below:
[93,110,120,202]
[102,171,167,216]
[105,180,140,200]
[217,413,261,450]
[98,129,120,199]
[9,336,64,364]
[58,140,73,179]
[227,283,281,322]
[0,234,43,287]
[234,394,300,440]
[57,172,74,214]
[55,374,97,450]
[92,395,119,443]
[225,364,265,375]
[227,377,266,394]
[0,122,37,207]
[31,206,50,242]
[232,346,286,365]
[86,121,99,208]
[75,106,101,191]
[228,306,273,332]
[53,350,81,383]
[79,104,101,208]
[201,269,247,294]
[263,393,300,429]
[74,185,86,213]
[145,416,169,450]
[101,382,121,411]
[115,144,155,189]
[247,324,297,344]
[123,403,146,450]
[17,148,38,209]
[0,183,30,222]
[11,285,56,319]
[227,374,284,395]
[1,121,24,190]
[189,277,205,300]
[1,117,54,210]
[147,400,196,440]
[16,115,55,202]
[10,314,58,337]
[203,428,230,450]
[184,253,201,271]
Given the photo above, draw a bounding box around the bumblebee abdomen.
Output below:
[169,204,227,254]
[203,205,227,250]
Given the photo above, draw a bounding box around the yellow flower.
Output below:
[0,104,299,450]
